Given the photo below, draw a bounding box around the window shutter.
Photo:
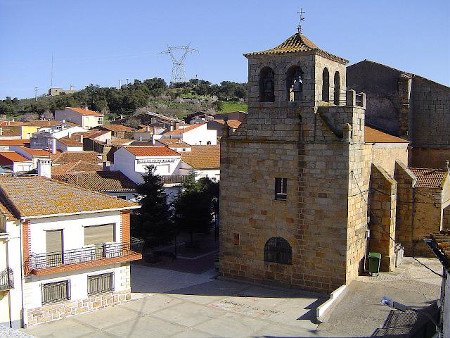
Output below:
[84,224,115,246]
[46,230,63,253]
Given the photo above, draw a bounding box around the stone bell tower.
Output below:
[220,29,368,293]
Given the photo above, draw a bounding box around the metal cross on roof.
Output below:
[297,8,306,34]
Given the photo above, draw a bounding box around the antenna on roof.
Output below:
[161,45,198,83]
[297,8,306,34]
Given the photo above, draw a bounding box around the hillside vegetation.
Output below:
[0,78,247,123]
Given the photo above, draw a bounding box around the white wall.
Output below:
[182,124,217,145]
[179,166,220,181]
[55,109,83,127]
[28,211,122,254]
[2,220,25,329]
[23,264,130,310]
[12,161,33,173]
[113,147,182,184]
[54,109,102,129]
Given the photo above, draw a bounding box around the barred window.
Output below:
[264,237,292,265]
[42,280,70,304]
[275,178,287,200]
[88,273,114,295]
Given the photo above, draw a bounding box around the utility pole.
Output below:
[50,53,54,88]
[161,45,198,83]
[34,87,38,101]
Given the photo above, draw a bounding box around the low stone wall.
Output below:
[26,290,131,327]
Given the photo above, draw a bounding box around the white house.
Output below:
[55,107,104,129]
[112,146,181,184]
[0,176,141,328]
[0,204,22,329]
[0,152,33,173]
[11,146,51,169]
[160,123,217,146]
[30,123,86,151]
[179,145,220,181]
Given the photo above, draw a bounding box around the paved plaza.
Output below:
[23,257,441,337]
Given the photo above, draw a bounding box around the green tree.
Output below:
[173,174,214,246]
[133,166,174,246]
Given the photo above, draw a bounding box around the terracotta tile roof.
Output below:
[181,145,220,170]
[0,201,17,221]
[0,139,30,146]
[244,33,348,64]
[24,120,63,127]
[102,124,134,132]
[51,151,100,165]
[163,124,204,136]
[0,176,138,218]
[0,121,24,126]
[53,171,137,193]
[410,168,447,188]
[18,146,51,157]
[71,130,109,140]
[51,161,102,176]
[214,119,242,129]
[0,152,30,165]
[109,138,133,146]
[125,146,179,157]
[427,231,450,269]
[157,139,192,148]
[67,107,103,117]
[365,126,409,143]
[58,137,83,147]
[0,127,21,136]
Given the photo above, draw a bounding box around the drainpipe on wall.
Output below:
[18,220,27,328]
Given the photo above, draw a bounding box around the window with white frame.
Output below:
[42,280,70,304]
[275,178,287,200]
[87,272,114,295]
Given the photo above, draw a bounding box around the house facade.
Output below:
[55,107,104,129]
[112,146,181,184]
[161,123,217,146]
[0,176,141,327]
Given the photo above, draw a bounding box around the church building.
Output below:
[219,29,450,293]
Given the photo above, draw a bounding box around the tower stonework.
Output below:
[220,33,370,293]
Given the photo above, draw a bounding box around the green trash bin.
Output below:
[368,252,381,276]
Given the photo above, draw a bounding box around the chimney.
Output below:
[37,159,52,178]
[80,135,84,143]
[51,138,57,154]
[102,161,110,171]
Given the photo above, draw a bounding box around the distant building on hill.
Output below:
[48,87,77,96]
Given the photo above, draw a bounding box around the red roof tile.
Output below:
[163,124,204,136]
[0,139,30,146]
[410,168,447,188]
[0,152,31,165]
[51,161,101,176]
[67,107,103,117]
[125,146,179,157]
[181,145,220,169]
[365,126,409,143]
[53,171,137,193]
[101,124,134,132]
[51,151,100,165]
[18,146,51,157]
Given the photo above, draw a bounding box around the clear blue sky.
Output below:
[0,0,449,99]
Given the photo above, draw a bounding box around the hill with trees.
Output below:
[0,78,247,123]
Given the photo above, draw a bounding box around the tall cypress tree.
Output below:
[133,166,173,245]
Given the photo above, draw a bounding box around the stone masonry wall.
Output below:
[413,187,442,257]
[394,162,416,256]
[411,77,450,149]
[26,290,131,326]
[411,147,450,169]
[369,164,397,271]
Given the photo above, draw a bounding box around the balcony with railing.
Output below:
[26,239,144,276]
[160,175,189,185]
[0,267,14,291]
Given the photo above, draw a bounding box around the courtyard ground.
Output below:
[22,241,442,338]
